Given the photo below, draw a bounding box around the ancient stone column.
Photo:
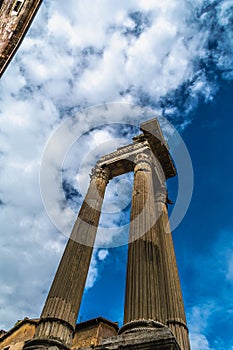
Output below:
[24,165,110,350]
[124,151,165,323]
[123,152,190,350]
[154,179,190,350]
[0,0,43,77]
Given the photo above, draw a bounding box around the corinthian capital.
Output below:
[134,150,153,166]
[90,165,110,184]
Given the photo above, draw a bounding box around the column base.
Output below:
[23,338,70,350]
[118,319,165,334]
[95,319,181,350]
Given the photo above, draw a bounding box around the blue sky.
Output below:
[78,80,233,350]
[0,1,233,349]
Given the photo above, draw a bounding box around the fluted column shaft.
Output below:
[124,151,165,323]
[124,152,190,350]
[31,166,110,349]
[154,184,190,350]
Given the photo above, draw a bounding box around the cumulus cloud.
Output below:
[188,304,213,350]
[190,333,212,350]
[4,0,233,116]
[85,249,109,289]
[98,249,109,261]
[0,0,233,332]
[185,229,233,349]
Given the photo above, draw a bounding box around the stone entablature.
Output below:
[96,118,176,180]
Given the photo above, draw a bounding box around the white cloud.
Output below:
[0,0,233,331]
[185,229,233,349]
[98,249,109,261]
[188,304,214,350]
[85,249,109,289]
[190,333,212,350]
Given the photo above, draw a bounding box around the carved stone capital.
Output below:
[90,165,110,184]
[134,150,153,165]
